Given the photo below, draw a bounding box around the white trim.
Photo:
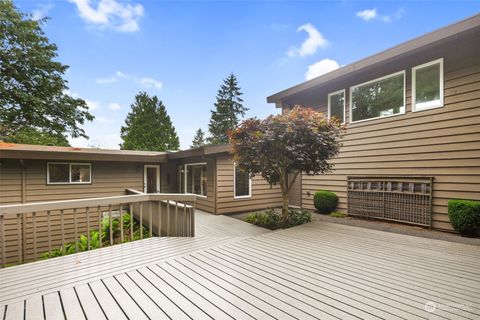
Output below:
[327,89,346,124]
[184,162,208,197]
[412,58,444,112]
[144,165,160,193]
[47,162,92,185]
[233,162,252,199]
[349,70,406,124]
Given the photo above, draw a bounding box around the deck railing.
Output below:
[0,193,196,267]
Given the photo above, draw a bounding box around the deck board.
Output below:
[1,212,479,320]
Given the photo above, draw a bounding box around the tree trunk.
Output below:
[279,171,289,221]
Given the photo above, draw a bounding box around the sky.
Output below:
[14,0,480,150]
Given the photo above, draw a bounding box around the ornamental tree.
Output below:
[229,107,343,221]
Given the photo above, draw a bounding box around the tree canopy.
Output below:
[0,0,93,145]
[229,107,343,220]
[191,128,206,148]
[208,74,247,144]
[120,92,180,151]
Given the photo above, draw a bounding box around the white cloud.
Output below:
[139,77,163,89]
[115,70,127,78]
[69,133,122,149]
[356,8,404,23]
[287,23,328,58]
[109,102,122,110]
[95,116,113,124]
[95,77,117,84]
[32,4,54,20]
[305,58,340,80]
[69,0,144,32]
[85,99,100,110]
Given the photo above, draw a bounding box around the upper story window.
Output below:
[412,58,443,111]
[350,71,405,123]
[234,163,251,199]
[327,90,345,124]
[47,162,91,184]
[184,163,207,197]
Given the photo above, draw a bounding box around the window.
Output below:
[412,58,443,111]
[184,163,207,197]
[328,90,345,123]
[47,163,91,184]
[234,163,251,198]
[350,71,405,123]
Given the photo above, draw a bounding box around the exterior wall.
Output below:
[216,154,283,214]
[283,43,480,231]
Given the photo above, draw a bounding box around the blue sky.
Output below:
[15,0,480,149]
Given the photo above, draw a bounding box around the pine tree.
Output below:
[120,92,180,151]
[208,74,247,144]
[191,128,206,148]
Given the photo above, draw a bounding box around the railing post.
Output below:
[86,207,90,250]
[157,201,161,237]
[109,205,113,246]
[32,212,37,261]
[129,203,134,242]
[139,203,143,240]
[120,205,124,244]
[61,209,65,255]
[1,214,5,268]
[74,208,78,253]
[47,210,51,256]
[17,213,22,264]
[149,202,153,238]
[98,206,102,248]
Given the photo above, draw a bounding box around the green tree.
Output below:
[5,127,70,146]
[208,74,247,144]
[120,92,180,151]
[229,107,343,221]
[191,128,206,148]
[0,1,93,144]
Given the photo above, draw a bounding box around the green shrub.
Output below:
[245,208,312,230]
[448,200,480,237]
[313,190,338,214]
[330,211,346,218]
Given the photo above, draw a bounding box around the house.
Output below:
[267,14,480,231]
[0,142,282,215]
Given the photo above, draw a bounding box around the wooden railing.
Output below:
[0,193,196,267]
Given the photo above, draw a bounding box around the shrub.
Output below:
[448,200,480,237]
[313,190,338,214]
[245,208,312,230]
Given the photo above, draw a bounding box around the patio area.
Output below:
[1,211,479,319]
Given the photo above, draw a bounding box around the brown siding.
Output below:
[288,45,480,231]
[216,155,283,214]
[0,159,23,204]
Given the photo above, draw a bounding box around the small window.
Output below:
[184,163,207,197]
[234,163,251,198]
[328,90,345,124]
[350,71,405,123]
[47,163,91,184]
[412,59,443,111]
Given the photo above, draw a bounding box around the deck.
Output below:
[1,212,479,319]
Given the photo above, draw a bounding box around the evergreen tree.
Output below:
[120,92,180,151]
[190,128,206,148]
[208,74,247,144]
[0,1,93,144]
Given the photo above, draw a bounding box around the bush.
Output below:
[245,208,312,230]
[313,190,338,214]
[448,200,480,237]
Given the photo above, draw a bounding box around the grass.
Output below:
[330,211,347,218]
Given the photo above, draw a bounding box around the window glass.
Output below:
[414,61,442,110]
[185,164,207,196]
[328,91,345,123]
[351,72,405,122]
[48,163,69,183]
[235,165,251,198]
[71,164,91,183]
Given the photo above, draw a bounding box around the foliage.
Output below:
[314,190,339,214]
[208,74,247,144]
[120,92,180,151]
[0,1,93,144]
[448,200,480,237]
[245,208,312,230]
[191,128,206,148]
[41,213,149,259]
[230,106,343,220]
[4,127,70,146]
[330,211,346,218]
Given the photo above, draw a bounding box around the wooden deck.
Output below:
[1,213,479,319]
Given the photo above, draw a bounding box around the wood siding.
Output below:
[283,41,480,231]
[216,155,283,214]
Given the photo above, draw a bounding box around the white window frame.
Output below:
[144,165,160,193]
[349,70,406,124]
[327,89,346,124]
[184,162,207,198]
[233,162,252,199]
[412,58,444,112]
[47,162,92,185]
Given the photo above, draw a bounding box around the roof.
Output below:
[0,142,231,162]
[267,13,480,105]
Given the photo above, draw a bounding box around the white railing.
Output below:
[0,193,196,267]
